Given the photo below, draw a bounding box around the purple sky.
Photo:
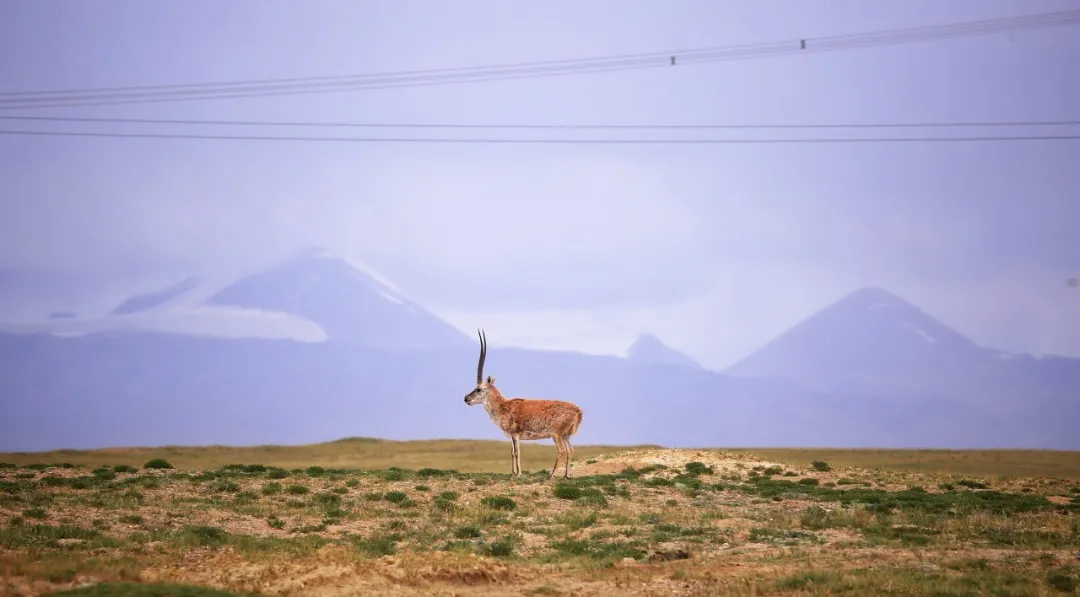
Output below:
[0,0,1077,368]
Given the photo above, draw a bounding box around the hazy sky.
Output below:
[1,0,1077,368]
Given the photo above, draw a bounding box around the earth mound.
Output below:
[571,448,786,476]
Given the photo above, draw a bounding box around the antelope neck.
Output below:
[482,386,508,417]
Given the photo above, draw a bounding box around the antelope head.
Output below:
[464,328,497,406]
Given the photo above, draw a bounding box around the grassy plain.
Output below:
[0,438,637,475]
[6,438,1080,479]
[0,438,1078,596]
[737,448,1080,481]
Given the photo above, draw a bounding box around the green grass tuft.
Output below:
[143,459,173,470]
[44,582,249,596]
[480,495,517,511]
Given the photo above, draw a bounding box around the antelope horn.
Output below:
[476,328,487,384]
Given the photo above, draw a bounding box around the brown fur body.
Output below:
[483,387,583,441]
[465,330,584,478]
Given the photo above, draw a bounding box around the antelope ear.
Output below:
[486,375,496,385]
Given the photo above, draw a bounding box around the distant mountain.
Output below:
[725,286,1080,418]
[727,287,978,395]
[109,276,199,315]
[2,271,1076,453]
[626,333,704,370]
[205,248,470,351]
[1,247,473,351]
[1,330,1055,453]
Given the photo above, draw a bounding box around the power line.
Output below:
[2,129,1077,144]
[7,11,1073,108]
[4,8,1073,99]
[1,114,1078,130]
[2,8,1077,110]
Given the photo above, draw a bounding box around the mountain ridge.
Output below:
[1,258,1076,452]
[725,285,1079,413]
[0,248,472,352]
[204,247,471,351]
[626,333,704,370]
[109,275,200,315]
[4,329,1066,452]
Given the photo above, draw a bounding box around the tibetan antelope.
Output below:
[464,329,584,479]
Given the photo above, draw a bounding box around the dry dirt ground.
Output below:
[1,447,1079,596]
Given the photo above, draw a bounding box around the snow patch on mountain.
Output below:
[295,247,418,313]
[902,322,938,344]
[0,306,326,342]
[0,246,463,348]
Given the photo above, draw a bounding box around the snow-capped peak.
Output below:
[288,246,413,308]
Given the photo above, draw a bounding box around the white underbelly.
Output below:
[518,432,553,441]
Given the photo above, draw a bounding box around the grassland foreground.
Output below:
[0,444,1078,596]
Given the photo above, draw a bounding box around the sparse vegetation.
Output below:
[284,483,309,495]
[92,466,117,481]
[44,582,246,596]
[384,490,408,504]
[480,495,517,511]
[142,459,173,470]
[260,482,282,495]
[684,461,714,475]
[1047,570,1078,593]
[453,525,481,539]
[552,483,581,500]
[1,442,1079,596]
